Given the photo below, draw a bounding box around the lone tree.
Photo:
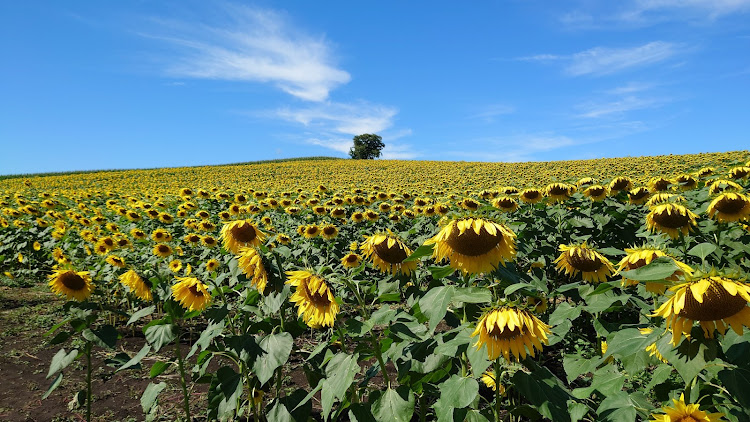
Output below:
[349,134,384,159]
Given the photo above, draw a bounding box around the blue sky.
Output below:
[1,1,749,174]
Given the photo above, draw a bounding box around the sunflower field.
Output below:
[1,150,750,422]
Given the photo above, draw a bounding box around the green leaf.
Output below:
[42,373,63,399]
[688,242,716,262]
[572,366,624,399]
[187,321,224,359]
[372,387,415,422]
[504,282,536,296]
[419,286,454,331]
[438,375,479,408]
[140,382,166,414]
[563,353,601,383]
[655,335,709,384]
[596,392,649,422]
[117,344,151,372]
[718,367,750,410]
[47,348,79,378]
[144,323,176,352]
[568,401,590,422]
[208,366,243,421]
[452,287,492,304]
[404,244,434,262]
[321,352,360,418]
[511,359,573,422]
[82,325,118,349]
[127,305,155,326]
[618,257,679,281]
[253,333,294,384]
[647,365,674,390]
[150,361,170,378]
[549,302,581,326]
[428,265,456,279]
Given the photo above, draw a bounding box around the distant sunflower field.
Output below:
[1,150,750,421]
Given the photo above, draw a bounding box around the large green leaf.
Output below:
[655,334,710,384]
[208,366,243,422]
[320,352,360,418]
[140,382,166,414]
[718,367,750,411]
[572,366,624,399]
[117,344,151,372]
[549,302,581,326]
[253,332,294,384]
[687,242,716,262]
[452,287,492,304]
[618,257,679,281]
[144,322,176,352]
[596,392,649,422]
[82,325,118,349]
[47,348,79,378]
[420,286,454,331]
[438,375,479,408]
[371,387,415,422]
[511,359,573,422]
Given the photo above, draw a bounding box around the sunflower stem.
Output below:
[85,341,92,422]
[372,335,391,387]
[174,325,191,422]
[494,359,502,422]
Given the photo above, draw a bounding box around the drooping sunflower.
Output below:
[729,166,750,180]
[583,185,608,201]
[628,187,651,205]
[554,243,615,283]
[471,306,551,361]
[608,176,632,193]
[286,270,339,328]
[237,247,268,293]
[545,183,575,203]
[652,274,750,345]
[120,269,152,301]
[49,269,95,301]
[518,188,543,204]
[341,252,362,269]
[106,255,126,268]
[320,224,339,240]
[171,277,211,312]
[426,217,516,275]
[492,196,519,212]
[648,394,724,422]
[220,220,265,254]
[480,371,505,395]
[709,179,742,195]
[646,203,698,239]
[706,192,750,223]
[360,231,418,275]
[618,247,693,294]
[648,177,672,192]
[674,174,698,190]
[646,193,684,208]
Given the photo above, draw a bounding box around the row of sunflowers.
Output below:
[0,152,749,421]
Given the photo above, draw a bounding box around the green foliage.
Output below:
[349,133,385,159]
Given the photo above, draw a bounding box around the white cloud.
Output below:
[468,104,516,122]
[271,101,398,135]
[604,82,654,95]
[576,95,664,118]
[566,42,679,76]
[381,142,419,159]
[305,138,352,154]
[146,6,350,101]
[630,0,750,19]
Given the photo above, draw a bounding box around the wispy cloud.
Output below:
[145,5,350,101]
[518,42,680,76]
[604,81,654,95]
[627,0,750,20]
[468,104,516,122]
[576,95,665,118]
[270,101,398,135]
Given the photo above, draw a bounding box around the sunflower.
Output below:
[648,177,672,192]
[351,212,365,223]
[201,235,218,248]
[652,275,750,345]
[583,185,608,201]
[639,328,668,363]
[646,203,698,239]
[171,277,211,312]
[555,243,615,283]
[200,260,218,274]
[618,247,693,294]
[545,183,574,203]
[277,234,291,245]
[184,233,201,244]
[648,394,724,422]
[360,231,418,276]
[609,176,632,193]
[706,192,750,223]
[152,243,172,257]
[729,166,750,180]
[220,220,265,253]
[480,371,505,394]
[696,167,715,178]
[130,228,147,240]
[49,269,95,301]
[628,187,651,205]
[709,179,742,195]
[674,174,698,190]
[151,228,172,242]
[426,217,516,275]
[492,196,519,212]
[471,306,551,361]
[303,224,320,239]
[286,270,339,328]
[646,193,684,208]
[341,252,362,269]
[169,259,183,273]
[518,188,542,204]
[320,224,339,240]
[120,269,152,301]
[237,247,268,293]
[106,255,126,268]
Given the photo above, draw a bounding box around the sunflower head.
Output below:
[583,185,608,201]
[49,269,95,301]
[120,269,152,301]
[360,231,417,275]
[729,166,750,180]
[608,176,632,192]
[649,394,724,422]
[492,196,519,212]
[480,371,506,395]
[206,258,221,272]
[554,243,615,283]
[285,270,339,328]
[341,252,362,269]
[707,192,750,223]
[628,187,651,205]
[220,220,265,253]
[237,247,268,293]
[426,217,516,275]
[648,177,672,192]
[320,224,339,240]
[519,188,543,204]
[171,277,211,312]
[471,306,551,361]
[153,243,173,258]
[646,203,698,239]
[709,179,743,195]
[652,274,750,345]
[545,183,574,203]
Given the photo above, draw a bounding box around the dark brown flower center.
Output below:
[522,191,540,200]
[715,196,748,214]
[679,281,747,321]
[652,210,691,229]
[60,272,86,291]
[567,251,603,272]
[323,227,337,236]
[188,284,204,297]
[588,187,606,197]
[652,179,671,191]
[497,199,515,208]
[489,325,522,340]
[630,189,649,200]
[231,223,258,243]
[611,179,629,191]
[548,186,569,196]
[445,223,502,257]
[373,239,408,263]
[157,245,170,253]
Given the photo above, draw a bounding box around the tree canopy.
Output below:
[349,134,384,159]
